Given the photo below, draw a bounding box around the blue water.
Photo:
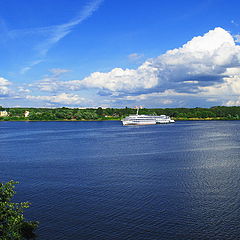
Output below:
[1,121,240,240]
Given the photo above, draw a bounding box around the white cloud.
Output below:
[161,99,173,105]
[26,93,85,105]
[199,67,240,96]
[14,0,104,73]
[20,60,43,74]
[35,0,104,56]
[32,27,240,107]
[225,98,240,106]
[80,62,159,91]
[77,27,240,96]
[49,68,70,76]
[31,68,71,91]
[128,53,144,62]
[183,80,199,84]
[34,62,159,92]
[234,34,240,43]
[0,77,11,96]
[124,90,197,101]
[17,87,31,93]
[0,77,11,86]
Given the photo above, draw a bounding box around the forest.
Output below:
[1,106,240,121]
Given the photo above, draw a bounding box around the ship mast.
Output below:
[135,106,142,115]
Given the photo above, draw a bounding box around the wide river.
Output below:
[1,121,240,240]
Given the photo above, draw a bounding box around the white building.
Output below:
[0,111,9,117]
[24,111,30,117]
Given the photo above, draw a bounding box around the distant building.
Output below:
[24,111,30,117]
[0,111,8,117]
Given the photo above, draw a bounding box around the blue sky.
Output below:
[1,0,240,108]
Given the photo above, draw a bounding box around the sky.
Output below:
[1,0,240,108]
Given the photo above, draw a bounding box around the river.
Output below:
[1,121,240,240]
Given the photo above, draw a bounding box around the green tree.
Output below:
[0,180,38,240]
[96,107,103,116]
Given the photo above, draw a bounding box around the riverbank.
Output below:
[174,117,238,121]
[1,117,240,121]
[1,106,240,121]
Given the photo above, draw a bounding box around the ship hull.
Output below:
[122,122,156,126]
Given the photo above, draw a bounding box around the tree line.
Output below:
[1,106,240,121]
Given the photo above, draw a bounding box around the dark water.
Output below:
[1,121,240,240]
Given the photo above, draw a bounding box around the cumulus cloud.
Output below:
[234,34,240,43]
[26,93,85,105]
[17,87,31,93]
[225,98,240,106]
[0,77,10,86]
[148,27,240,94]
[80,62,159,91]
[32,27,240,107]
[34,79,60,92]
[32,68,71,92]
[57,27,240,97]
[0,77,11,96]
[199,67,240,97]
[78,27,240,108]
[34,62,159,92]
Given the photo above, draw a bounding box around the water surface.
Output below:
[1,121,240,240]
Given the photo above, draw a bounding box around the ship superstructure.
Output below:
[121,108,175,126]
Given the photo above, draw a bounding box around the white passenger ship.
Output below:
[121,108,175,126]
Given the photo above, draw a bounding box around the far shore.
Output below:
[1,106,240,122]
[1,118,240,122]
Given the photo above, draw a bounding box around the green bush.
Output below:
[0,181,38,240]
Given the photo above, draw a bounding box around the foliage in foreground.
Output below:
[0,180,38,240]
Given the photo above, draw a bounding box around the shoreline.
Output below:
[1,106,240,122]
[1,118,240,122]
